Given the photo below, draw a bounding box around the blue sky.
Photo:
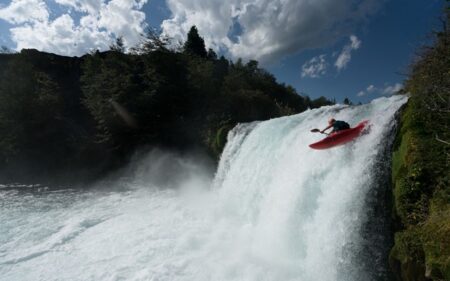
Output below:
[0,0,445,103]
[269,0,443,103]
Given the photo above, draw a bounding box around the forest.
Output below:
[0,26,333,182]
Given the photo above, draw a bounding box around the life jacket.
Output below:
[333,120,350,132]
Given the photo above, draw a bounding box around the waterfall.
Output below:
[0,95,408,281]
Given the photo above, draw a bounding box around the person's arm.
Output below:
[321,124,333,133]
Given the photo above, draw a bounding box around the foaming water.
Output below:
[0,96,407,281]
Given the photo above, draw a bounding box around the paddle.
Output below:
[310,129,329,135]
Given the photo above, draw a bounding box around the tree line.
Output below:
[0,26,334,182]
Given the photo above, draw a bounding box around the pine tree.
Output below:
[131,28,169,54]
[207,48,217,60]
[183,26,207,58]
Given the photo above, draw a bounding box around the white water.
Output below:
[0,96,407,281]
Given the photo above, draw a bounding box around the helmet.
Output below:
[328,118,336,125]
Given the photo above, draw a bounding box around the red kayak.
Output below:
[309,120,369,150]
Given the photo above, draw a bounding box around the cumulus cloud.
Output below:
[301,54,328,78]
[161,0,383,64]
[97,0,148,46]
[302,35,360,78]
[357,84,375,96]
[0,0,48,24]
[0,0,149,56]
[335,35,361,71]
[54,0,103,14]
[357,83,402,96]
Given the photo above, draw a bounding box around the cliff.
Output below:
[389,10,450,280]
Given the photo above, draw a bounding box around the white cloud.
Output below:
[97,0,148,47]
[381,83,402,95]
[335,35,361,71]
[366,84,375,93]
[357,83,402,97]
[302,35,361,78]
[54,0,103,14]
[357,84,376,96]
[301,54,327,78]
[161,0,382,64]
[0,0,48,24]
[0,0,149,56]
[11,14,111,55]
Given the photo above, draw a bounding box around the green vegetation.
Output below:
[390,4,450,280]
[0,27,333,182]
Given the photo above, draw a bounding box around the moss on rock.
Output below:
[390,98,450,281]
[389,14,450,279]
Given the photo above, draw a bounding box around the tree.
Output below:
[0,56,63,164]
[81,52,146,145]
[207,48,217,60]
[110,36,126,53]
[245,60,259,73]
[183,26,207,58]
[343,97,353,105]
[310,96,333,108]
[131,28,170,54]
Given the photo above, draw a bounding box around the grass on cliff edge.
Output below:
[390,14,450,280]
[391,102,450,281]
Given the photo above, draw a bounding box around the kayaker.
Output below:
[321,118,350,134]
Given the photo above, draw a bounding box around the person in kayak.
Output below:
[321,118,350,134]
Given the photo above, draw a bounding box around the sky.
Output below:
[0,0,445,103]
